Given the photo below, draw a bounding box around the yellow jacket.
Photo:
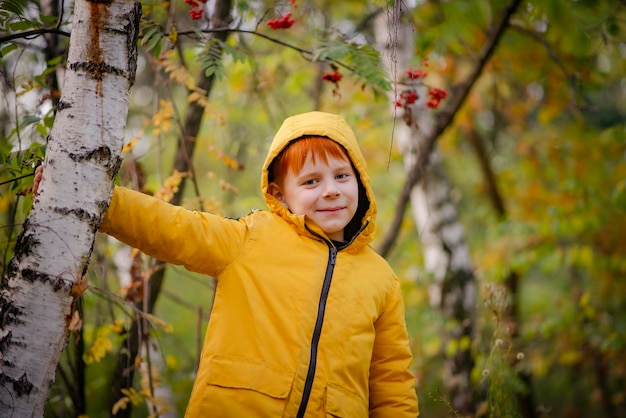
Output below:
[100,111,419,417]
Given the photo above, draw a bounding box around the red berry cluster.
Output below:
[395,62,448,109]
[426,87,447,109]
[267,12,295,30]
[407,68,428,79]
[185,0,207,20]
[394,90,419,107]
[322,71,342,83]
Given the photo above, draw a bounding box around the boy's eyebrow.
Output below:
[296,163,353,177]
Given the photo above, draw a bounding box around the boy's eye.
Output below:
[303,179,318,186]
[336,173,349,180]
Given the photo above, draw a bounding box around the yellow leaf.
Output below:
[84,332,113,365]
[145,313,174,333]
[112,397,129,415]
[111,319,125,333]
[168,26,178,44]
[122,130,143,153]
[165,354,178,370]
[153,170,186,203]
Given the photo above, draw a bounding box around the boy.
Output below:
[36,111,419,417]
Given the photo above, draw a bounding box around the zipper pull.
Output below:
[330,247,337,266]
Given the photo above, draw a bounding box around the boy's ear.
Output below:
[267,182,288,208]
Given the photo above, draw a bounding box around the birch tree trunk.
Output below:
[374,3,477,414]
[0,1,140,416]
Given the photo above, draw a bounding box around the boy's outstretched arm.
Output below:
[34,165,247,276]
[100,186,247,277]
[369,279,420,417]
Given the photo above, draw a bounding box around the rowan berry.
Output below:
[267,13,295,30]
[322,71,342,83]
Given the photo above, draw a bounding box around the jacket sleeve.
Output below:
[99,186,248,277]
[369,279,419,417]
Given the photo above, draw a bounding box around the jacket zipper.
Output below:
[296,245,337,418]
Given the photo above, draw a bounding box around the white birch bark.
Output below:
[0,1,140,416]
[374,3,477,413]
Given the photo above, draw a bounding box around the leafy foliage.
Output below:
[197,38,251,80]
[0,0,26,20]
[313,40,391,93]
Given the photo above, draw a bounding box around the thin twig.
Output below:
[0,171,35,186]
[510,23,579,106]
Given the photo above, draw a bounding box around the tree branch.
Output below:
[0,28,70,43]
[377,0,524,257]
[510,23,579,105]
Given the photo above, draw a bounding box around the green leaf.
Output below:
[221,41,250,65]
[21,114,40,128]
[0,43,17,57]
[43,112,55,129]
[345,44,391,92]
[145,32,163,53]
[35,122,48,137]
[311,40,390,93]
[312,40,352,62]
[197,39,225,81]
[9,19,36,31]
[40,14,59,24]
[141,22,164,53]
[0,0,25,17]
[48,55,63,66]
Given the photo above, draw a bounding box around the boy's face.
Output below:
[269,152,359,242]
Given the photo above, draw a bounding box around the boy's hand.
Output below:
[33,165,43,196]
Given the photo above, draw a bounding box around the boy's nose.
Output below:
[323,181,340,197]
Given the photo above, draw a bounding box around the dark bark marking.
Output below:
[18,269,72,294]
[57,100,72,111]
[108,155,123,179]
[95,199,110,214]
[12,225,39,262]
[66,146,121,178]
[0,294,24,330]
[2,261,18,290]
[52,206,98,224]
[20,269,48,284]
[125,2,142,86]
[0,330,13,353]
[13,373,33,397]
[68,61,125,81]
[68,145,110,163]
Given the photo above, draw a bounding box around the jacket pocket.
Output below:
[205,355,294,399]
[326,384,368,417]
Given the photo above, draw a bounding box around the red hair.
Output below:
[271,136,350,183]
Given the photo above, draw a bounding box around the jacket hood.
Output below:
[261,111,377,247]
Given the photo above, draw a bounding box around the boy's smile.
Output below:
[269,153,359,242]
